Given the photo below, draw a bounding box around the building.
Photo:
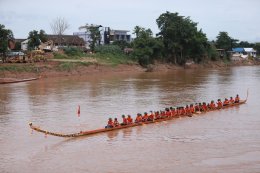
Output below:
[46,35,85,47]
[232,47,257,59]
[244,48,257,58]
[73,26,131,48]
[19,35,85,51]
[105,28,131,44]
[13,39,27,51]
[21,39,29,51]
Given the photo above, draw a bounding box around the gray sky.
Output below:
[1,0,260,42]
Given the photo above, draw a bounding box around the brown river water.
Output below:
[1,66,260,173]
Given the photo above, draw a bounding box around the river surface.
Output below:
[1,66,260,173]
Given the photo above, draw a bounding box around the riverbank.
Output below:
[0,58,259,79]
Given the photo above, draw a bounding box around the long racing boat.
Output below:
[29,98,247,138]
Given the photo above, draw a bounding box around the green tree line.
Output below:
[131,11,260,66]
[1,11,260,65]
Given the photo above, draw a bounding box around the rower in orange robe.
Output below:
[165,108,171,118]
[198,103,203,112]
[135,113,142,123]
[176,107,180,116]
[195,103,199,112]
[180,107,186,116]
[235,94,240,103]
[142,112,149,121]
[217,99,223,109]
[190,104,195,114]
[229,97,235,104]
[160,111,166,119]
[121,115,128,125]
[148,111,154,121]
[202,102,208,112]
[185,105,191,116]
[170,107,176,117]
[106,118,114,128]
[114,118,120,127]
[210,100,216,109]
[127,115,133,124]
[155,111,161,119]
[223,98,230,106]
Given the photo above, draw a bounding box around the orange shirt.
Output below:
[180,109,185,115]
[185,107,190,114]
[127,117,133,123]
[189,107,194,113]
[195,105,199,111]
[161,112,166,118]
[155,112,160,119]
[171,109,176,116]
[148,113,154,120]
[235,96,240,102]
[202,105,207,111]
[143,114,148,121]
[107,120,114,126]
[135,116,142,122]
[217,101,222,108]
[223,100,229,105]
[122,118,127,124]
[166,111,171,117]
[210,103,216,109]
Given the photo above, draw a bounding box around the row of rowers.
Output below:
[106,95,240,128]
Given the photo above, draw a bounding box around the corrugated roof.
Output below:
[46,35,85,45]
[232,48,244,52]
[244,48,256,52]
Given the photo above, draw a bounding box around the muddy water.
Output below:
[1,66,260,173]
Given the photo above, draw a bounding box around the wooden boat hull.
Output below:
[0,77,39,84]
[29,100,247,138]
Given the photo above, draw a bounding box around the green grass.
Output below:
[93,53,135,66]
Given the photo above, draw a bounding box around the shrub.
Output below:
[63,47,85,57]
[95,45,123,55]
[53,52,69,59]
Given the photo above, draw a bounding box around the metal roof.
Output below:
[232,48,244,52]
[244,48,256,52]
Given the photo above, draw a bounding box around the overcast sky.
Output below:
[1,0,260,42]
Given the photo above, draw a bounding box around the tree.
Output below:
[50,17,69,46]
[14,41,21,50]
[112,40,131,50]
[50,17,69,35]
[156,11,209,64]
[132,26,163,66]
[254,43,260,56]
[27,30,47,50]
[0,24,13,62]
[215,32,238,51]
[79,24,102,52]
[237,41,254,48]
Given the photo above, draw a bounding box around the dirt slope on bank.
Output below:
[0,59,259,79]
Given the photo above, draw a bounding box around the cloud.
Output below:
[0,0,260,42]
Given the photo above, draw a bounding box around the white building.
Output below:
[244,48,257,58]
[73,26,131,49]
[21,39,29,51]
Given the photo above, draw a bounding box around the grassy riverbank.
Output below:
[0,57,259,79]
[1,46,259,79]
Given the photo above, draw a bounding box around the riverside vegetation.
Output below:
[1,11,260,76]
